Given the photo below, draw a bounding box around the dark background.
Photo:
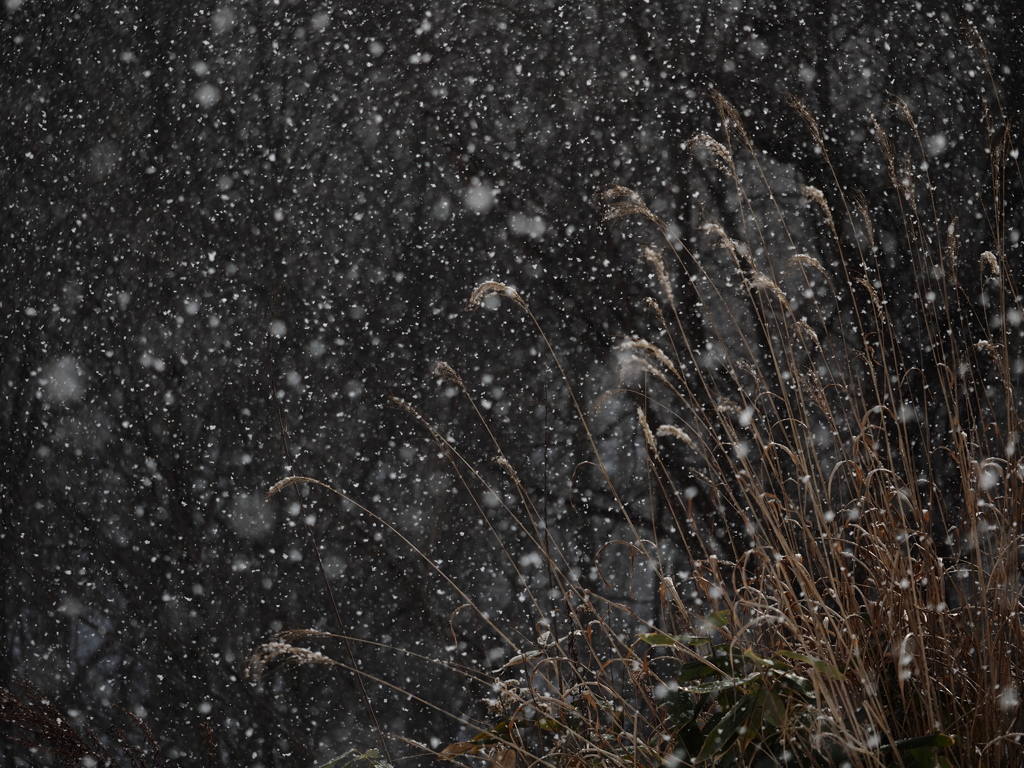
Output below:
[2,1,1022,765]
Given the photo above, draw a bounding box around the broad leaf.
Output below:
[705,610,731,629]
[640,632,678,646]
[776,649,844,680]
[696,692,757,761]
[682,672,761,694]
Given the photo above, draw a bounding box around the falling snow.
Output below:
[2,3,1023,767]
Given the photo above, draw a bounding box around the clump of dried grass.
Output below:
[249,87,1023,768]
[0,679,166,767]
[594,90,1024,765]
[245,639,344,683]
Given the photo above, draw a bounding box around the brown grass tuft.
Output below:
[245,640,343,683]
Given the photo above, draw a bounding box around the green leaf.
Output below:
[872,733,955,766]
[319,749,394,768]
[318,751,358,768]
[682,671,761,695]
[677,645,748,683]
[741,648,774,668]
[906,747,941,767]
[775,649,811,664]
[712,645,749,669]
[659,689,696,733]
[641,632,678,646]
[696,692,757,761]
[742,684,768,738]
[705,610,731,629]
[902,742,955,768]
[892,733,955,752]
[534,717,563,732]
[774,671,816,701]
[897,737,950,765]
[470,720,511,743]
[776,649,844,680]
[640,631,710,647]
[677,659,723,682]
[758,687,787,729]
[674,720,706,760]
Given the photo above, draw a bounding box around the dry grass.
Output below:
[0,678,167,767]
[254,88,1024,768]
[550,89,1023,766]
[232,79,1024,768]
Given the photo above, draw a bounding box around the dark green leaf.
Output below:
[884,733,955,753]
[659,689,696,733]
[906,747,941,767]
[319,749,393,768]
[776,650,844,680]
[641,632,678,646]
[705,610,731,629]
[774,671,816,701]
[535,717,563,732]
[676,723,706,762]
[759,687,787,729]
[696,693,757,761]
[678,659,724,682]
[683,672,760,695]
[640,632,712,647]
